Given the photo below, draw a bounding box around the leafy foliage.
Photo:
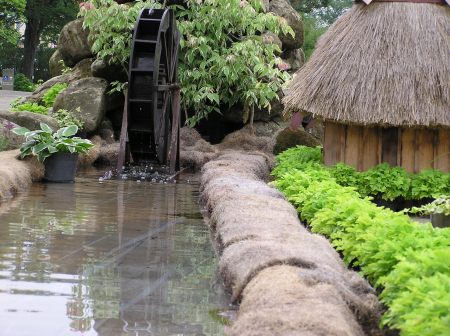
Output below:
[81,0,292,125]
[13,73,35,92]
[358,163,411,201]
[177,0,292,126]
[301,14,327,59]
[409,196,450,216]
[273,146,450,201]
[272,146,450,335]
[81,0,159,71]
[20,0,78,78]
[42,83,68,107]
[12,102,48,114]
[294,0,352,59]
[12,123,93,162]
[0,0,25,45]
[410,169,450,199]
[53,108,84,129]
[272,145,322,178]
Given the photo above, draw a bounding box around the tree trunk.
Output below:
[21,16,41,79]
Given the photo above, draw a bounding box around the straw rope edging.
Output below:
[199,150,384,335]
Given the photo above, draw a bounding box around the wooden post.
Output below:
[117,89,129,174]
[169,86,180,175]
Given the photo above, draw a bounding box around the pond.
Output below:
[0,169,228,336]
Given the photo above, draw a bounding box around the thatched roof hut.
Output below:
[283,1,450,172]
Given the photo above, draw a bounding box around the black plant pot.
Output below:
[431,213,450,228]
[44,152,79,182]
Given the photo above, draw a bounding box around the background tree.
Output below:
[291,0,352,58]
[20,0,78,79]
[0,0,25,70]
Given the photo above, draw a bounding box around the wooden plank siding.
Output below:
[434,129,450,172]
[361,127,380,171]
[324,122,346,166]
[323,122,449,173]
[344,125,361,169]
[400,128,416,173]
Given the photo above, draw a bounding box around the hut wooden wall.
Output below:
[323,122,449,173]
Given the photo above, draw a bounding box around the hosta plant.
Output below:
[409,196,450,216]
[12,123,93,162]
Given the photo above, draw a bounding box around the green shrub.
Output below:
[42,83,68,107]
[275,146,449,201]
[81,0,292,126]
[13,73,35,92]
[410,169,450,199]
[272,145,322,178]
[53,108,84,128]
[383,273,450,335]
[329,162,360,188]
[358,163,411,201]
[272,147,450,335]
[12,102,48,115]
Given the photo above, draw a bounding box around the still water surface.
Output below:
[0,170,227,336]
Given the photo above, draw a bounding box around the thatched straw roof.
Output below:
[283,3,450,127]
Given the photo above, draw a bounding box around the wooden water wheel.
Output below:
[118,8,180,173]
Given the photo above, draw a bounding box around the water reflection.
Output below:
[0,172,227,336]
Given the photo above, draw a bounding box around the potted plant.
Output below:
[409,196,450,228]
[12,123,94,182]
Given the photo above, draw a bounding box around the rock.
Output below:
[269,0,304,50]
[254,98,284,122]
[97,118,115,143]
[96,141,120,166]
[261,0,270,12]
[0,118,23,150]
[23,58,94,106]
[282,48,305,72]
[91,58,128,83]
[53,77,108,133]
[78,135,102,167]
[261,32,282,50]
[58,19,93,67]
[251,120,285,137]
[0,110,59,131]
[273,126,322,154]
[180,126,203,147]
[223,105,250,124]
[49,50,64,77]
[69,58,94,78]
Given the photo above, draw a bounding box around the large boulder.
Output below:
[22,58,94,106]
[58,19,93,67]
[91,57,128,83]
[282,48,305,72]
[53,77,108,133]
[0,111,58,131]
[273,126,322,154]
[269,0,304,50]
[49,50,64,77]
[0,118,23,150]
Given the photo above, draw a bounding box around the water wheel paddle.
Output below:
[117,8,180,174]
